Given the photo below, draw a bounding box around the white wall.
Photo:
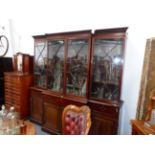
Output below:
[1,0,155,134]
[0,19,14,57]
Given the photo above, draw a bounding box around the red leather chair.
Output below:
[62,105,91,135]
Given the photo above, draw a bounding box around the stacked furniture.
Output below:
[0,57,13,106]
[4,53,33,119]
[30,27,128,134]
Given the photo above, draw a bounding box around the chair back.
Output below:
[62,105,91,135]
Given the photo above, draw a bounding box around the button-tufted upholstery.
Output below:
[62,105,91,135]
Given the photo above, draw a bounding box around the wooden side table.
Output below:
[131,120,155,135]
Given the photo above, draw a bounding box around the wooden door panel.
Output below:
[90,110,117,135]
[31,97,43,123]
[30,89,43,124]
[43,102,61,134]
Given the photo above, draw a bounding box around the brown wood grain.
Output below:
[4,72,33,119]
[131,120,155,135]
[31,28,127,135]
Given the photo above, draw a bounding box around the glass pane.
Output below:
[34,42,47,88]
[47,40,64,92]
[66,40,88,96]
[91,38,123,101]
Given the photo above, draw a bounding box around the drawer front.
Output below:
[5,96,13,105]
[4,75,12,82]
[5,81,22,90]
[62,97,86,106]
[5,94,21,104]
[5,97,20,105]
[5,76,22,92]
[5,88,21,96]
[88,102,119,118]
[5,104,20,113]
[5,75,21,84]
[43,94,61,105]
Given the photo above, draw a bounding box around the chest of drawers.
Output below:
[4,72,33,119]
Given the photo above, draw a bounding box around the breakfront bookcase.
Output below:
[30,28,128,134]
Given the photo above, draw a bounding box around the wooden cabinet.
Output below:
[4,72,33,119]
[88,101,119,134]
[90,111,117,135]
[42,92,64,134]
[40,90,85,134]
[30,87,43,124]
[31,28,127,134]
[0,57,13,105]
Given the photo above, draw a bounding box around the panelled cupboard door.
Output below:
[89,110,118,135]
[30,88,43,124]
[42,102,61,134]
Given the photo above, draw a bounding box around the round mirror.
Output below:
[0,35,9,57]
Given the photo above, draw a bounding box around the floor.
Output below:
[33,123,50,135]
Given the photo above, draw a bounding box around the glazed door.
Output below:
[66,39,90,97]
[90,37,124,102]
[47,40,65,93]
[34,41,47,88]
